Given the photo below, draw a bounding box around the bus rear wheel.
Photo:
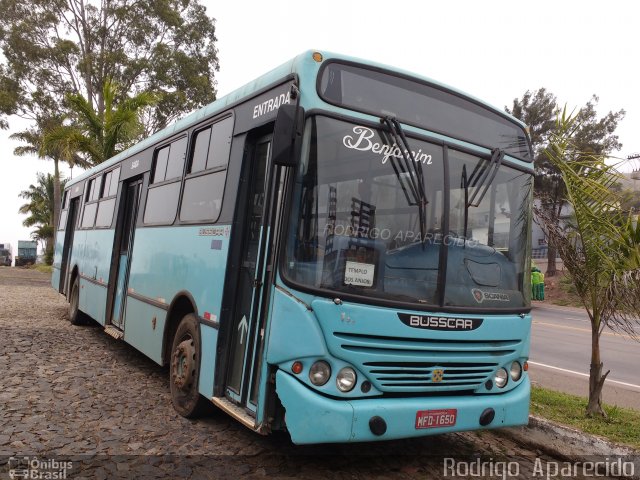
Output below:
[69,276,87,325]
[170,313,208,418]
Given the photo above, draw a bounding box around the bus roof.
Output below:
[65,50,527,187]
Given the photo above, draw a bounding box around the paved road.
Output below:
[530,303,640,409]
[1,268,581,479]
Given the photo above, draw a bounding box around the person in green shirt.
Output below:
[531,267,545,300]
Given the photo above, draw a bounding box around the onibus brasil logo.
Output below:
[8,456,73,479]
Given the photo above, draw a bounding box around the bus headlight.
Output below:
[336,367,357,392]
[510,361,522,382]
[494,368,508,388]
[309,361,331,386]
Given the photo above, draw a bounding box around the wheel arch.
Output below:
[162,290,199,366]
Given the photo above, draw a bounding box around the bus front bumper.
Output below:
[276,370,530,444]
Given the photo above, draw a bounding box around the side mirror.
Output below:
[272,104,304,167]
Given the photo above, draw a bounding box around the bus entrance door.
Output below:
[110,179,142,330]
[59,198,80,294]
[225,136,277,413]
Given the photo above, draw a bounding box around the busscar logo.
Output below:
[472,288,510,303]
[398,313,483,331]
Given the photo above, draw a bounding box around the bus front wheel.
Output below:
[170,313,208,418]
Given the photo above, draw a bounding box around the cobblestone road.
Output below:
[0,268,580,479]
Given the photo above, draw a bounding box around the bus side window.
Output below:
[153,146,170,183]
[81,203,97,229]
[109,168,120,196]
[80,177,100,229]
[179,116,233,222]
[144,140,185,225]
[207,117,233,169]
[58,190,69,230]
[165,137,187,179]
[101,171,113,198]
[89,176,102,201]
[95,167,120,228]
[190,127,211,173]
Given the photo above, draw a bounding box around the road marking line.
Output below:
[565,316,588,322]
[528,361,640,391]
[532,321,629,339]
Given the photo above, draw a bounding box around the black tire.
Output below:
[68,276,87,325]
[170,313,209,418]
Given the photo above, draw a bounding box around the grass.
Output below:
[30,264,53,274]
[530,385,640,449]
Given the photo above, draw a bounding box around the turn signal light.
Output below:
[291,361,303,374]
[523,361,529,371]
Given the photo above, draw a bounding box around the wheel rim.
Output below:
[172,336,196,391]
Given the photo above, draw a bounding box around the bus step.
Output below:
[211,397,260,433]
[104,325,124,340]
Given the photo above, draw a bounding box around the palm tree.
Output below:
[19,173,67,264]
[44,79,156,166]
[536,108,640,416]
[11,115,88,232]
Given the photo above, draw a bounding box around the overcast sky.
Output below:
[1,0,639,257]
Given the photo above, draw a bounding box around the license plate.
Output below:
[415,409,457,429]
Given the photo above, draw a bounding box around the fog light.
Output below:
[479,408,495,426]
[494,368,508,388]
[336,367,357,392]
[309,361,331,386]
[369,416,387,436]
[510,361,522,381]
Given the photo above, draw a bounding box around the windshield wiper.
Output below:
[380,116,428,245]
[461,148,504,240]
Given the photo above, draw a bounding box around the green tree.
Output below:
[0,0,218,133]
[19,172,68,264]
[44,79,156,165]
[506,90,625,276]
[10,115,88,232]
[536,109,640,416]
[0,63,19,129]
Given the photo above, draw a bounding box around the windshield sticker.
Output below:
[342,126,433,165]
[398,313,483,331]
[344,261,375,287]
[472,288,510,303]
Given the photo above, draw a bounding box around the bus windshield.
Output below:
[283,115,532,309]
[319,62,531,161]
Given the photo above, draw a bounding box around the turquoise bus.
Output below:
[52,50,533,444]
